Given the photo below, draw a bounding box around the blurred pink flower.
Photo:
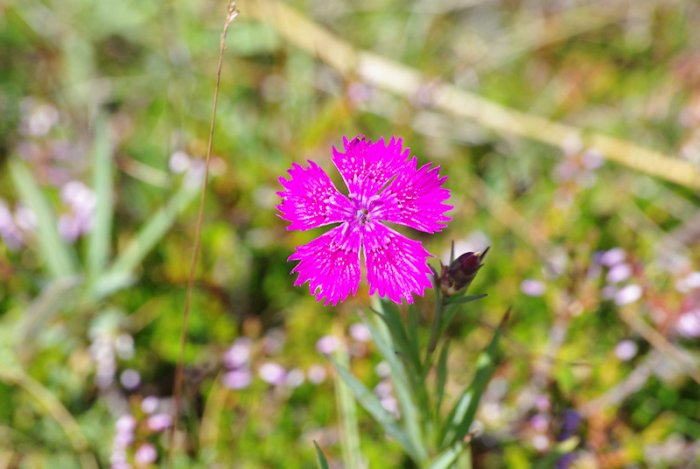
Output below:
[147,414,172,432]
[224,337,252,369]
[349,323,371,343]
[521,279,546,297]
[258,362,286,385]
[134,443,157,465]
[614,284,642,305]
[316,335,340,355]
[278,136,452,305]
[223,369,253,390]
[615,340,638,361]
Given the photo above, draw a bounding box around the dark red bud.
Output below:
[439,248,489,296]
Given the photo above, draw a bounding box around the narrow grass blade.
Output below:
[440,311,508,449]
[435,340,450,416]
[16,276,81,360]
[445,293,487,306]
[313,441,330,469]
[427,440,465,469]
[93,179,199,299]
[87,114,113,278]
[378,300,422,376]
[363,314,428,463]
[331,358,420,462]
[334,342,362,469]
[9,160,78,279]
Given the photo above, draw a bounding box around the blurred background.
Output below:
[1,0,700,467]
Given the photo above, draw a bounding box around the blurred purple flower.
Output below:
[114,415,136,450]
[614,284,642,305]
[676,271,700,293]
[169,151,191,174]
[349,323,371,343]
[307,364,327,384]
[258,362,286,386]
[534,395,551,412]
[0,201,24,249]
[58,181,95,242]
[224,337,252,369]
[677,311,700,338]
[278,136,452,305]
[19,97,59,137]
[599,248,625,267]
[147,414,172,432]
[141,396,159,414]
[560,409,581,439]
[223,369,253,390]
[316,335,340,355]
[606,263,632,284]
[521,279,546,297]
[120,369,141,390]
[615,340,638,361]
[134,443,157,465]
[530,414,549,432]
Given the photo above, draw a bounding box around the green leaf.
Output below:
[313,441,330,469]
[440,312,508,449]
[427,440,465,469]
[92,179,199,300]
[9,159,78,279]
[362,314,428,463]
[435,340,450,416]
[533,437,579,469]
[330,358,420,462]
[87,114,113,278]
[377,300,422,377]
[333,345,362,469]
[16,276,82,354]
[444,293,487,306]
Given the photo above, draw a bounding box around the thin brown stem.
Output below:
[168,1,239,462]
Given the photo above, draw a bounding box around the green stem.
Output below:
[424,288,445,372]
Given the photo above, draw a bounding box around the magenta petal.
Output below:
[332,136,410,199]
[289,223,362,306]
[363,223,433,304]
[376,158,452,233]
[278,161,353,231]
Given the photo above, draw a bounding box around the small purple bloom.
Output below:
[278,136,452,305]
[222,369,253,390]
[349,323,371,343]
[134,443,158,465]
[316,335,340,355]
[521,279,546,297]
[615,340,638,361]
[307,364,327,384]
[224,338,252,369]
[258,362,286,386]
[614,284,642,305]
[120,369,141,390]
[599,248,625,267]
[141,396,159,414]
[530,414,549,432]
[147,414,172,432]
[606,263,632,284]
[677,311,700,338]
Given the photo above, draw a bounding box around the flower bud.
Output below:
[439,249,488,296]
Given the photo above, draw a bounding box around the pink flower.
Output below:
[278,136,451,305]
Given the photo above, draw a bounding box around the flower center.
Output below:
[356,208,370,225]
